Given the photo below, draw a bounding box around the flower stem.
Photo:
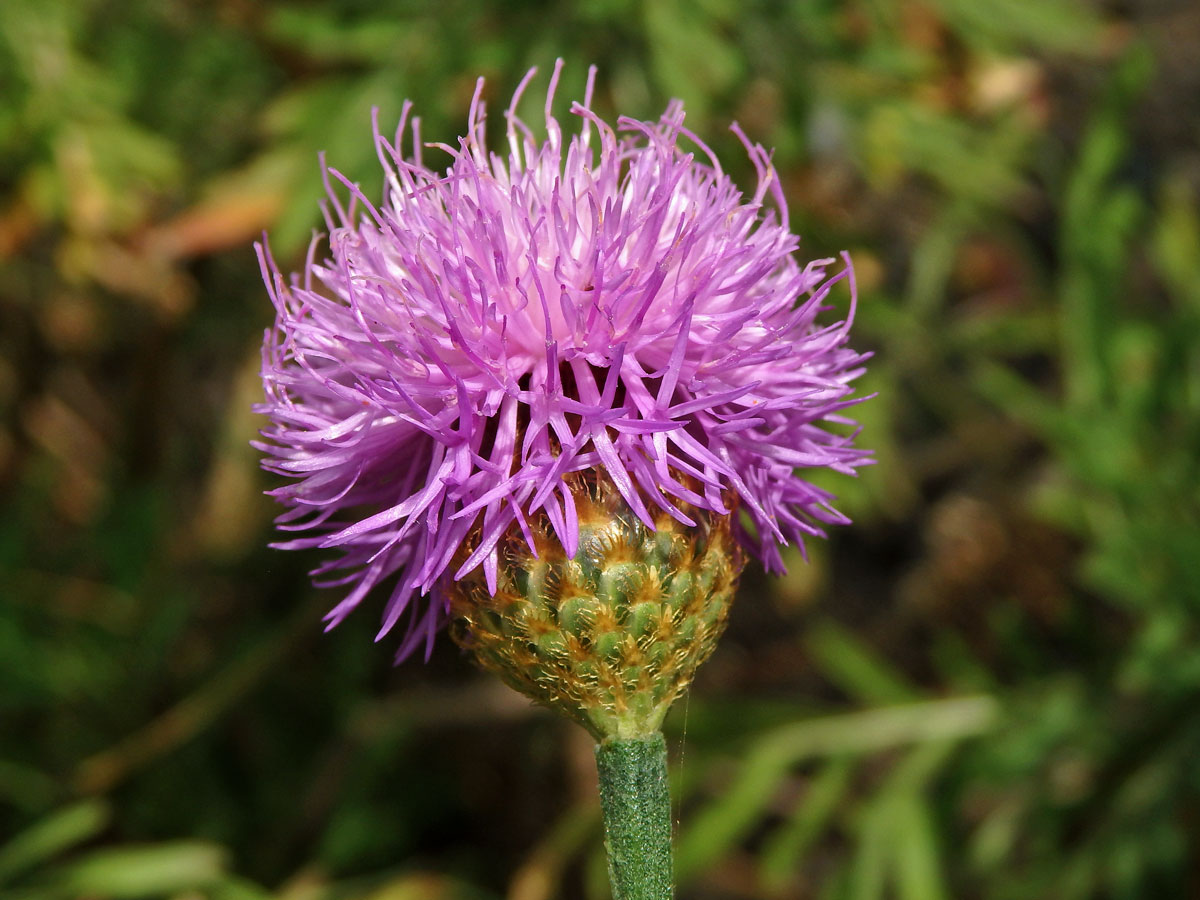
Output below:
[595,733,674,900]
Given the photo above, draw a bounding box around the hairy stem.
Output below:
[595,733,674,900]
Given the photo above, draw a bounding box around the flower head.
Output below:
[256,61,871,662]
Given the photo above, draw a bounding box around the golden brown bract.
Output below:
[447,473,744,740]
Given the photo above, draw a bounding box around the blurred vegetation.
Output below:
[2,0,1199,898]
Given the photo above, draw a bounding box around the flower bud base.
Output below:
[448,473,742,740]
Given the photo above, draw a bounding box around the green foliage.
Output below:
[2,0,1198,898]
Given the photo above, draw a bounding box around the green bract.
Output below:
[448,472,743,739]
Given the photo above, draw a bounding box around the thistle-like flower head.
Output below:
[256,61,871,664]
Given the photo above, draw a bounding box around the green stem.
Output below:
[595,733,674,900]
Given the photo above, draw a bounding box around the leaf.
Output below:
[891,795,948,900]
[759,757,855,890]
[0,800,110,885]
[925,0,1101,52]
[805,621,919,705]
[44,841,227,898]
[676,697,997,880]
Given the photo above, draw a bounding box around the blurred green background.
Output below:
[2,0,1199,898]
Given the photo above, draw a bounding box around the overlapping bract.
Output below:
[256,62,871,660]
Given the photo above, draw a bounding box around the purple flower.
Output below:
[256,61,871,661]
